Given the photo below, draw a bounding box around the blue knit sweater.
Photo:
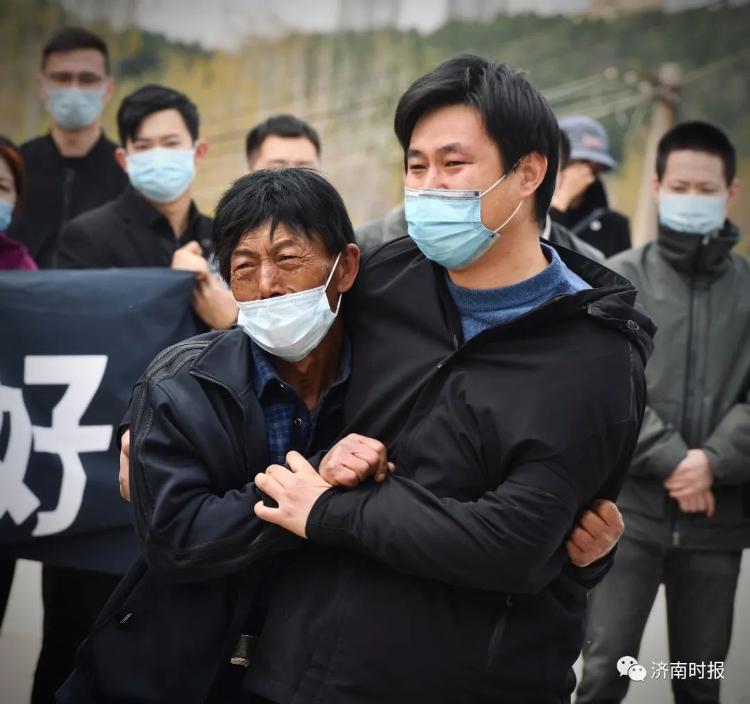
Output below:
[446,243,591,342]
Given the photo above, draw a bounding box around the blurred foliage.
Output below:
[0,0,747,252]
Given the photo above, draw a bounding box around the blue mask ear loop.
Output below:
[478,159,524,235]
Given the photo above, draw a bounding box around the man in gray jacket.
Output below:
[577,121,749,704]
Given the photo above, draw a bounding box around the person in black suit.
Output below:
[57,84,237,330]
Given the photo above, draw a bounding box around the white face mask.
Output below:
[658,192,727,235]
[236,252,342,362]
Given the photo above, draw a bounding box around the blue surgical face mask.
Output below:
[404,168,523,270]
[0,198,13,231]
[126,148,196,203]
[236,252,342,362]
[45,87,104,130]
[658,192,727,235]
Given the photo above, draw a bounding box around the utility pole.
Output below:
[632,62,682,246]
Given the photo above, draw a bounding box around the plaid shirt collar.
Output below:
[250,336,352,404]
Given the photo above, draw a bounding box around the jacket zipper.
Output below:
[673,239,706,547]
[60,168,75,226]
[413,288,639,462]
[401,293,576,498]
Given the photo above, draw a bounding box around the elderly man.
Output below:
[63,163,624,703]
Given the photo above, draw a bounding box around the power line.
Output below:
[681,45,750,84]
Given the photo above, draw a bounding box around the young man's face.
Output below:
[126,109,195,153]
[656,150,733,198]
[404,103,530,232]
[38,49,113,121]
[248,135,320,171]
[115,108,208,170]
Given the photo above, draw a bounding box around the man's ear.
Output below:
[36,73,47,103]
[102,77,115,106]
[114,147,128,173]
[335,243,361,294]
[517,152,547,199]
[651,176,661,203]
[728,177,740,202]
[194,139,209,167]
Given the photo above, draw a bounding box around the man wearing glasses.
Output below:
[8,26,127,269]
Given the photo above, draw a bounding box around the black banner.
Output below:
[0,269,204,574]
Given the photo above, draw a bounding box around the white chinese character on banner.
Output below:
[0,356,112,536]
[0,383,40,524]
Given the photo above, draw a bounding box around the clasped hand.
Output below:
[254,434,393,537]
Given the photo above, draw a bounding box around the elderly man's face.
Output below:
[230,223,357,310]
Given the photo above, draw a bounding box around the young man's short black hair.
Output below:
[214,168,354,283]
[656,121,736,185]
[42,27,110,74]
[558,128,571,172]
[245,114,321,163]
[117,84,199,146]
[394,54,559,227]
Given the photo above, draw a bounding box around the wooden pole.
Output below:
[631,62,682,247]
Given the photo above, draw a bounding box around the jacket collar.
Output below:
[656,220,738,278]
[555,242,656,364]
[43,130,114,163]
[190,328,256,399]
[189,326,352,402]
[117,185,202,230]
[115,186,213,252]
[440,240,657,365]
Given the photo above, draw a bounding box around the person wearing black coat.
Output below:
[550,115,631,258]
[9,28,127,270]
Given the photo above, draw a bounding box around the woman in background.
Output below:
[0,135,36,271]
[0,134,34,634]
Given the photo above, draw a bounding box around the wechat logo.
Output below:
[617,655,647,682]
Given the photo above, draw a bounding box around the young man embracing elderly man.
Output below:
[60,54,652,704]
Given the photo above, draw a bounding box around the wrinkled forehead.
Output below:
[233,221,329,258]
